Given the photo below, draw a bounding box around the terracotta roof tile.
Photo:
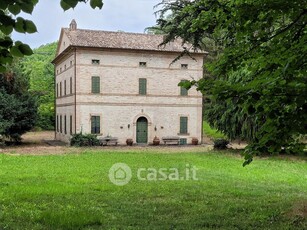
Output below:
[63,28,204,53]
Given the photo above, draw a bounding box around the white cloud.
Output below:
[12,0,161,48]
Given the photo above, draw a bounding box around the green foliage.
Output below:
[0,62,38,142]
[203,121,226,139]
[157,0,307,165]
[21,42,57,130]
[213,138,229,150]
[0,0,103,72]
[70,133,100,147]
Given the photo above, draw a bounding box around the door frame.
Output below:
[136,116,148,144]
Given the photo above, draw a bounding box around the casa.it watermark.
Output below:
[108,163,198,186]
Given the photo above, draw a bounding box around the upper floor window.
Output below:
[64,80,67,96]
[70,60,73,66]
[180,80,188,96]
[92,59,100,65]
[70,77,73,94]
[139,62,147,67]
[139,78,147,95]
[91,76,100,94]
[181,64,188,69]
[60,82,62,97]
[56,83,59,98]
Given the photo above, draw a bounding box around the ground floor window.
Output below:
[91,116,100,134]
[60,115,62,133]
[64,115,67,134]
[70,115,73,135]
[56,115,59,132]
[180,116,188,134]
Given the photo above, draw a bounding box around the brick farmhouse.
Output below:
[52,20,205,145]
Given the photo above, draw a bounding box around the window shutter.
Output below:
[70,115,73,135]
[91,116,100,134]
[139,78,147,95]
[56,115,59,132]
[64,115,67,134]
[60,115,62,133]
[180,117,188,134]
[91,76,100,94]
[70,77,73,94]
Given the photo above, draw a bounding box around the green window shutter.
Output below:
[180,80,188,96]
[180,117,188,134]
[64,115,67,134]
[139,78,147,95]
[64,80,67,95]
[92,76,100,94]
[70,77,73,94]
[91,116,100,134]
[60,115,62,133]
[70,115,73,135]
[56,115,59,132]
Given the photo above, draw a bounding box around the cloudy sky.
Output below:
[12,0,161,48]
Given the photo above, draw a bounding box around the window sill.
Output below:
[177,133,190,136]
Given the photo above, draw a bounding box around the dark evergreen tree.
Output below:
[0,62,38,142]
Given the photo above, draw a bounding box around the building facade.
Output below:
[53,20,205,144]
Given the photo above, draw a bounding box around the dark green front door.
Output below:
[136,117,148,144]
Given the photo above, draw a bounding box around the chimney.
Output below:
[69,19,77,31]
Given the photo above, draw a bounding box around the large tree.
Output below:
[0,0,103,72]
[0,61,38,142]
[156,0,307,165]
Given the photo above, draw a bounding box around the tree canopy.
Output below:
[22,42,57,130]
[156,0,307,165]
[0,61,38,142]
[0,0,103,72]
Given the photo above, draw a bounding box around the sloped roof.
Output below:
[62,28,203,53]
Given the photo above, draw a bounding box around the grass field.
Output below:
[0,149,306,229]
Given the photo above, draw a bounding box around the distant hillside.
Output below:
[22,42,57,130]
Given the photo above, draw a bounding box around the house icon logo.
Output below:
[109,163,132,186]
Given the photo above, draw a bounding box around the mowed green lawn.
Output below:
[0,149,306,229]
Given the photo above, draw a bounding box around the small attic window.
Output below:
[92,59,100,65]
[63,42,66,47]
[181,64,188,69]
[139,62,147,67]
[70,61,73,66]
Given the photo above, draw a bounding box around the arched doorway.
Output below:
[136,117,148,144]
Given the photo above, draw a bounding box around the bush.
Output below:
[70,133,100,147]
[213,138,229,150]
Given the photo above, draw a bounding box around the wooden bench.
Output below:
[162,136,180,145]
[98,136,118,146]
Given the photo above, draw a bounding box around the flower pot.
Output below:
[126,138,133,146]
[191,138,198,145]
[153,136,160,146]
